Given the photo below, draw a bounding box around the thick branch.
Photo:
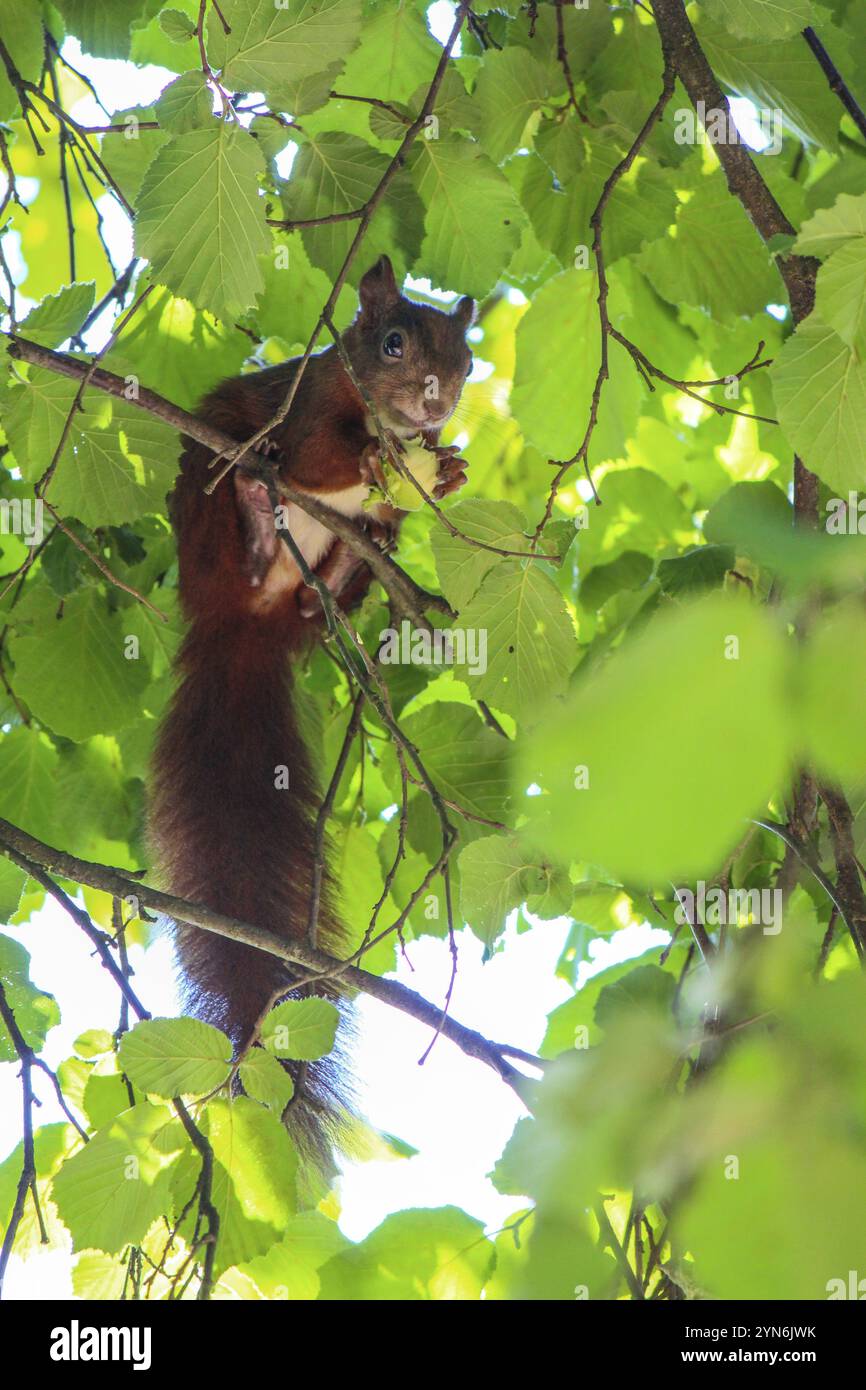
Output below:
[653,0,828,907]
[0,818,538,1097]
[653,0,818,324]
[818,787,866,955]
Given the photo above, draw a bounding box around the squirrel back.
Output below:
[149,258,474,1178]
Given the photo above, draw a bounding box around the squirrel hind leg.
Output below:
[234,468,281,587]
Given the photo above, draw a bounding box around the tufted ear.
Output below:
[358,255,401,319]
[452,295,476,331]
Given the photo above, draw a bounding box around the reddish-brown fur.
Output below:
[150,369,360,1173]
[149,259,473,1172]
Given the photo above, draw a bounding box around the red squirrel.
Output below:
[149,257,474,1172]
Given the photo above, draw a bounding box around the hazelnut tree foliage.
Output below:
[1,0,866,1302]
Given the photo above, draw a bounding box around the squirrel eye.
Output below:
[382,330,403,359]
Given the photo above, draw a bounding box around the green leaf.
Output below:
[335,0,438,104]
[770,313,866,494]
[101,107,171,204]
[51,1102,185,1254]
[319,1206,493,1300]
[0,726,60,844]
[459,834,567,950]
[524,134,677,268]
[411,140,525,297]
[474,47,550,165]
[239,1048,295,1112]
[398,703,511,833]
[174,1097,297,1276]
[158,8,196,43]
[657,545,735,598]
[514,0,613,89]
[794,191,866,256]
[248,231,357,351]
[238,1211,347,1299]
[516,595,794,883]
[72,1251,130,1300]
[798,600,866,781]
[9,589,151,741]
[210,0,361,109]
[0,1124,70,1254]
[452,559,577,720]
[332,824,396,972]
[105,280,249,412]
[594,963,677,1031]
[287,133,423,284]
[4,370,178,527]
[56,0,148,59]
[511,268,641,462]
[84,1070,132,1130]
[261,998,339,1061]
[639,170,780,319]
[704,479,792,552]
[430,499,529,611]
[577,468,695,575]
[74,1028,114,1059]
[677,980,866,1298]
[0,935,59,1059]
[135,125,269,321]
[815,238,866,353]
[117,1017,233,1098]
[19,283,96,348]
[0,859,25,925]
[541,945,677,1056]
[408,67,479,141]
[580,550,653,611]
[155,71,213,133]
[0,0,46,120]
[699,16,842,148]
[701,0,814,40]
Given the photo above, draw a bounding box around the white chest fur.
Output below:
[283,481,371,570]
[250,480,371,611]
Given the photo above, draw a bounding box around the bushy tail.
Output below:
[150,611,351,1178]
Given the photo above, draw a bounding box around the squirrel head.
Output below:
[345,255,475,436]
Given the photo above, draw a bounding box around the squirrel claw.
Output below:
[433,472,467,500]
[250,435,284,463]
[431,450,469,499]
[360,441,388,491]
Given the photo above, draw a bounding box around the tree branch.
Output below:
[652,0,835,942]
[0,817,536,1098]
[802,25,866,144]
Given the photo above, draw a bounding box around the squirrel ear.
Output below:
[358,255,400,318]
[452,295,476,330]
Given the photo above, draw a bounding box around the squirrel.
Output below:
[149,256,474,1175]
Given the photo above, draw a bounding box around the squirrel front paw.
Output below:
[249,435,285,464]
[359,439,388,491]
[430,443,469,500]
